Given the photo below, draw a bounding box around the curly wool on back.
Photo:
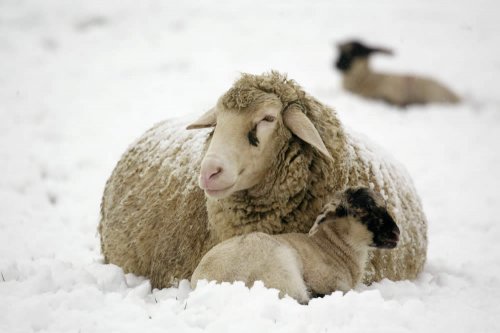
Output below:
[99,71,427,288]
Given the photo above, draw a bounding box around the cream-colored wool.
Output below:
[343,59,460,107]
[336,41,460,107]
[99,71,427,288]
[191,188,400,304]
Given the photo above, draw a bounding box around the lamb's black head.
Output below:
[334,187,400,249]
[335,40,393,72]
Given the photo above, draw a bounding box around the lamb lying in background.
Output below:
[335,40,460,107]
[191,187,400,304]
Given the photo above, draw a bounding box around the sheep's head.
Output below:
[187,72,332,199]
[314,187,400,249]
[335,40,393,72]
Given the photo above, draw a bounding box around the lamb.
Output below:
[99,71,428,289]
[191,187,400,304]
[335,40,460,107]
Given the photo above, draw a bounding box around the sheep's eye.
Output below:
[247,126,259,147]
[261,115,276,123]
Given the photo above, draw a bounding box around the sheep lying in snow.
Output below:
[191,187,400,304]
[99,71,427,289]
[335,40,460,107]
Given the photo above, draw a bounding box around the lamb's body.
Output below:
[335,41,460,107]
[191,232,311,303]
[191,187,400,303]
[191,229,366,304]
[99,72,427,288]
[343,59,460,107]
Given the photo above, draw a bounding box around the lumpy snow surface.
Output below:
[1,1,499,332]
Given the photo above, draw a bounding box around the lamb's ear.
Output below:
[371,47,393,56]
[186,108,216,130]
[283,105,333,160]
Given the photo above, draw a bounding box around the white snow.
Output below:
[1,0,499,332]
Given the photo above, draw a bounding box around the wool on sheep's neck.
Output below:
[205,71,352,244]
[205,119,350,244]
[206,137,315,241]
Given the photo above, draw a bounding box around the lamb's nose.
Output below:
[391,227,400,242]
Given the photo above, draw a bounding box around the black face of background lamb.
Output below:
[335,40,379,72]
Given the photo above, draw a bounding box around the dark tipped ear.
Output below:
[283,104,333,160]
[353,41,394,57]
[371,46,393,56]
[186,108,216,130]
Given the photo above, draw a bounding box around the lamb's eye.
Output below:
[261,115,276,123]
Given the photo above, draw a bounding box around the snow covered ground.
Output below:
[1,0,500,332]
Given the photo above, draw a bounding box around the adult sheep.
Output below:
[99,71,427,289]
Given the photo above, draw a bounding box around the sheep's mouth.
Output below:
[205,184,235,198]
[371,231,400,249]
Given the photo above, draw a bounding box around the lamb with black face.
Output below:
[333,40,460,107]
[335,40,391,72]
[338,187,400,249]
[192,186,402,304]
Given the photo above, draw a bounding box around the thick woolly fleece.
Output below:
[99,71,427,288]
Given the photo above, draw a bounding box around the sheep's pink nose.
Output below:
[199,155,238,194]
[200,158,226,190]
[206,166,223,181]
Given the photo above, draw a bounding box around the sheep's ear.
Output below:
[283,105,333,160]
[186,108,216,130]
[372,47,393,56]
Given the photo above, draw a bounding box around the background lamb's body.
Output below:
[99,72,427,289]
[336,41,460,107]
[191,188,400,303]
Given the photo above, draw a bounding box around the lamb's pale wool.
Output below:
[191,188,400,303]
[335,40,460,107]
